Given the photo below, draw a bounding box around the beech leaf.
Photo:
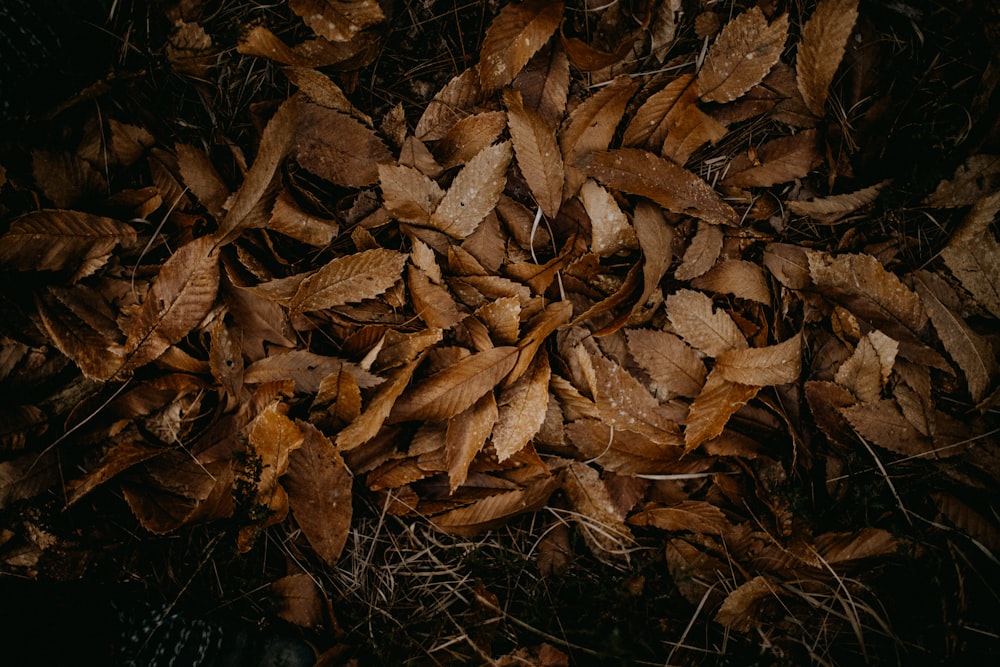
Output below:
[479,0,564,94]
[796,0,860,116]
[492,352,550,462]
[698,8,788,103]
[294,102,392,187]
[429,141,512,238]
[684,368,759,452]
[289,0,384,43]
[445,392,498,492]
[290,248,407,312]
[722,130,822,188]
[503,88,563,219]
[716,333,802,386]
[626,329,707,399]
[666,289,748,358]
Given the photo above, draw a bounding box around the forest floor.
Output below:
[1,1,999,665]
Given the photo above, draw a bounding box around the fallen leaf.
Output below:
[294,102,392,187]
[479,0,564,94]
[590,353,682,446]
[580,179,638,256]
[721,130,822,187]
[512,42,570,131]
[271,573,324,628]
[698,8,788,103]
[940,192,1000,319]
[691,259,772,306]
[685,368,759,452]
[35,285,125,381]
[661,103,728,165]
[379,163,445,225]
[627,329,706,399]
[629,500,732,535]
[666,289,748,358]
[492,352,550,462]
[675,221,723,281]
[787,180,888,222]
[714,576,776,631]
[623,74,698,151]
[175,142,230,220]
[563,461,633,560]
[429,141,512,238]
[796,0,860,116]
[432,474,557,535]
[290,248,407,313]
[289,0,384,43]
[841,399,935,457]
[435,111,508,170]
[716,333,802,386]
[632,200,674,307]
[504,89,563,219]
[337,355,424,450]
[269,189,339,246]
[834,330,898,402]
[415,68,484,141]
[445,392,498,492]
[925,154,1000,208]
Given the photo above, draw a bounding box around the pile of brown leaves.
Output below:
[1,0,999,663]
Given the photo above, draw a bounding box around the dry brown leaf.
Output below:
[698,8,788,103]
[65,440,163,507]
[623,74,698,151]
[563,461,633,560]
[379,163,445,225]
[284,66,369,122]
[435,111,508,170]
[940,192,1000,319]
[35,285,125,381]
[429,141,512,238]
[913,270,996,402]
[209,316,243,400]
[512,42,570,131]
[841,399,935,457]
[244,351,376,394]
[390,346,519,422]
[269,189,339,246]
[787,180,888,222]
[0,210,136,282]
[294,102,392,187]
[560,76,638,199]
[629,500,732,535]
[675,221,723,281]
[796,0,860,116]
[509,300,573,385]
[577,148,737,226]
[0,451,58,510]
[290,248,407,313]
[432,474,557,535]
[175,142,229,220]
[32,150,106,209]
[834,330,897,402]
[503,89,563,219]
[666,289,748,358]
[337,355,424,450]
[271,574,324,628]
[479,0,564,94]
[691,259,771,306]
[763,242,812,290]
[237,24,378,68]
[627,329,706,399]
[590,353,682,446]
[285,421,353,565]
[632,200,674,307]
[716,333,802,386]
[122,236,219,374]
[933,493,1000,555]
[714,576,776,632]
[925,154,1000,208]
[492,352,550,462]
[289,0,384,43]
[721,130,822,187]
[445,393,498,492]
[661,103,728,165]
[815,527,899,564]
[476,297,522,345]
[685,368,759,452]
[580,179,638,256]
[409,264,463,330]
[415,68,484,142]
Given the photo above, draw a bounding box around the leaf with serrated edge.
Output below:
[698,8,788,103]
[409,265,463,330]
[512,42,569,130]
[429,141,512,238]
[675,221,723,281]
[563,461,633,560]
[632,201,674,307]
[503,89,563,219]
[691,259,771,305]
[834,330,897,403]
[291,248,407,313]
[176,142,229,220]
[580,179,637,256]
[432,475,557,536]
[479,0,564,94]
[722,130,821,188]
[841,399,934,457]
[662,103,728,166]
[913,270,996,402]
[627,329,706,399]
[36,285,124,380]
[289,0,383,43]
[389,346,518,422]
[717,333,802,386]
[940,192,1000,319]
[493,352,550,462]
[285,422,353,565]
[379,164,445,225]
[435,111,508,170]
[666,289,747,358]
[122,236,219,373]
[628,500,732,535]
[591,353,682,446]
[337,356,424,450]
[578,149,736,226]
[294,103,392,187]
[796,0,860,116]
[623,74,698,150]
[788,180,888,222]
[416,68,484,142]
[685,368,759,452]
[445,392,498,492]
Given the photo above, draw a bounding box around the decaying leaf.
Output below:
[479,0,564,94]
[379,164,445,225]
[716,333,802,386]
[722,130,822,188]
[628,500,732,535]
[940,193,1000,319]
[675,221,723,281]
[289,0,384,43]
[788,180,888,222]
[684,368,759,452]
[627,329,707,399]
[492,352,550,462]
[590,352,683,447]
[714,576,776,632]
[691,259,772,305]
[271,573,324,628]
[796,0,860,116]
[445,392,498,492]
[925,154,1000,208]
[415,68,484,142]
[290,248,407,312]
[563,461,633,560]
[503,89,563,219]
[429,141,512,238]
[294,102,392,187]
[841,399,935,457]
[580,179,637,256]
[698,8,788,103]
[834,330,898,402]
[666,289,748,358]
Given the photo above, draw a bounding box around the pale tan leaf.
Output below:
[290,248,407,312]
[628,500,732,535]
[627,328,706,399]
[623,74,698,150]
[122,236,219,373]
[666,289,748,358]
[175,142,230,220]
[940,192,1000,319]
[796,0,860,116]
[841,399,935,457]
[563,461,633,560]
[661,103,728,165]
[714,576,776,632]
[684,368,759,452]
[925,154,1000,208]
[913,270,996,402]
[632,200,674,307]
[289,0,384,42]
[721,130,822,187]
[834,330,898,402]
[717,333,802,386]
[429,141,512,238]
[379,163,445,225]
[511,42,570,130]
[415,68,484,142]
[445,393,498,492]
[0,210,136,280]
[675,221,723,281]
[787,180,888,222]
[35,285,124,381]
[493,352,550,462]
[580,179,638,256]
[503,89,563,218]
[389,346,519,422]
[591,353,682,446]
[269,189,339,246]
[560,76,638,198]
[649,0,683,60]
[435,111,508,169]
[337,356,424,450]
[578,148,736,226]
[691,259,771,306]
[409,265,463,330]
[294,102,392,187]
[271,574,324,628]
[697,8,788,103]
[479,0,564,94]
[279,423,350,566]
[432,475,557,535]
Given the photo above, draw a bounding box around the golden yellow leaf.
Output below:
[796,0,860,116]
[717,333,802,386]
[666,289,748,358]
[698,8,788,103]
[289,0,384,43]
[684,368,759,452]
[429,141,512,238]
[290,248,407,313]
[479,0,564,94]
[503,89,563,219]
[721,130,822,187]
